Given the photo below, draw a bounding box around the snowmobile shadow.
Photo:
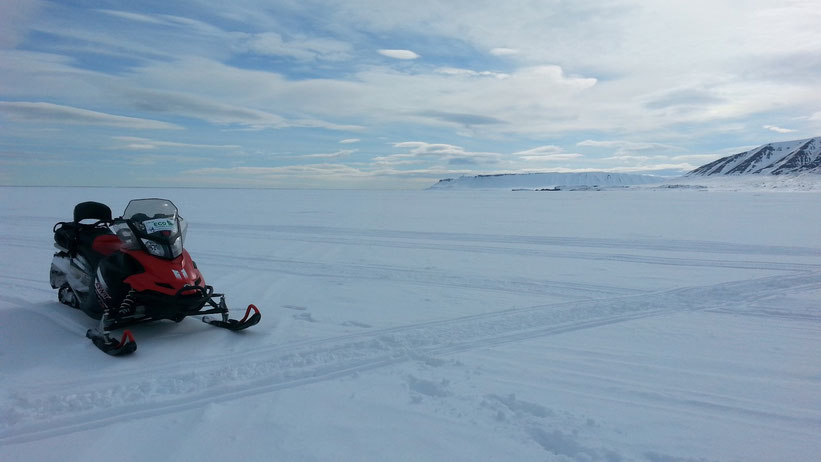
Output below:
[0,303,92,370]
[5,301,262,364]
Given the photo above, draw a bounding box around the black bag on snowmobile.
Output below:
[52,201,114,256]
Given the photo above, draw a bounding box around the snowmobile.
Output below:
[49,198,261,356]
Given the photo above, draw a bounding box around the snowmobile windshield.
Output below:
[110,199,188,259]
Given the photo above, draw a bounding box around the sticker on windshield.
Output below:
[144,218,176,234]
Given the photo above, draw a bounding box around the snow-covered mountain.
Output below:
[428,172,662,190]
[688,136,821,176]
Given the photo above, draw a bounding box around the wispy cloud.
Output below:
[97,9,231,37]
[0,101,181,129]
[514,146,565,155]
[299,149,358,159]
[0,0,42,48]
[181,163,399,189]
[378,49,420,60]
[236,32,353,61]
[763,124,797,134]
[435,67,509,79]
[416,110,506,127]
[489,47,519,56]
[125,87,362,131]
[110,136,242,151]
[514,146,584,162]
[578,140,683,156]
[376,142,502,167]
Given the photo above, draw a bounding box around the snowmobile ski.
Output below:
[202,303,261,331]
[86,328,137,356]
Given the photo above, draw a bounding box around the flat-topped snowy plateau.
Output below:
[1,186,820,462]
[428,172,663,190]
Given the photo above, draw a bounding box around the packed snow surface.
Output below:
[1,186,820,462]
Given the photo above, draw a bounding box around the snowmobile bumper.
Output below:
[86,286,261,356]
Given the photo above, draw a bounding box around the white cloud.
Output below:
[489,47,519,56]
[435,67,509,79]
[310,0,820,131]
[299,149,358,159]
[110,136,242,151]
[763,124,797,134]
[578,140,683,154]
[518,153,584,162]
[376,141,502,166]
[22,5,812,140]
[513,145,565,155]
[6,0,821,188]
[97,9,235,39]
[0,102,181,129]
[378,49,420,60]
[178,163,397,188]
[505,145,586,168]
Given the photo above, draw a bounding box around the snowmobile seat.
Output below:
[53,202,119,267]
[74,201,112,223]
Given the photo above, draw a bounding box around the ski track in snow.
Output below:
[193,223,821,258]
[2,270,819,445]
[194,225,821,273]
[197,251,644,299]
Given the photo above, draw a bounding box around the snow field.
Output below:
[1,187,820,461]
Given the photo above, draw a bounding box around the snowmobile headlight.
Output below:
[141,238,167,258]
[170,235,183,258]
[111,221,139,250]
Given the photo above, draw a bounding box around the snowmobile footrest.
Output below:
[86,329,137,356]
[202,304,261,331]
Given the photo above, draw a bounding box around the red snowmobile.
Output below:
[50,198,261,356]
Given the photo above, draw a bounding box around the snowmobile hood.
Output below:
[123,248,203,295]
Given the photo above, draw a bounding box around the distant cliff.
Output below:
[428,172,663,190]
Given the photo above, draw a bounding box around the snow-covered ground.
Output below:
[1,186,820,462]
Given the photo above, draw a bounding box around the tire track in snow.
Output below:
[2,271,818,445]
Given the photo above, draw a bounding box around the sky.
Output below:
[1,0,820,189]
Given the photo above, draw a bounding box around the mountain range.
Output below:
[688,136,821,176]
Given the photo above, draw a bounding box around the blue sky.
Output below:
[1,0,820,188]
